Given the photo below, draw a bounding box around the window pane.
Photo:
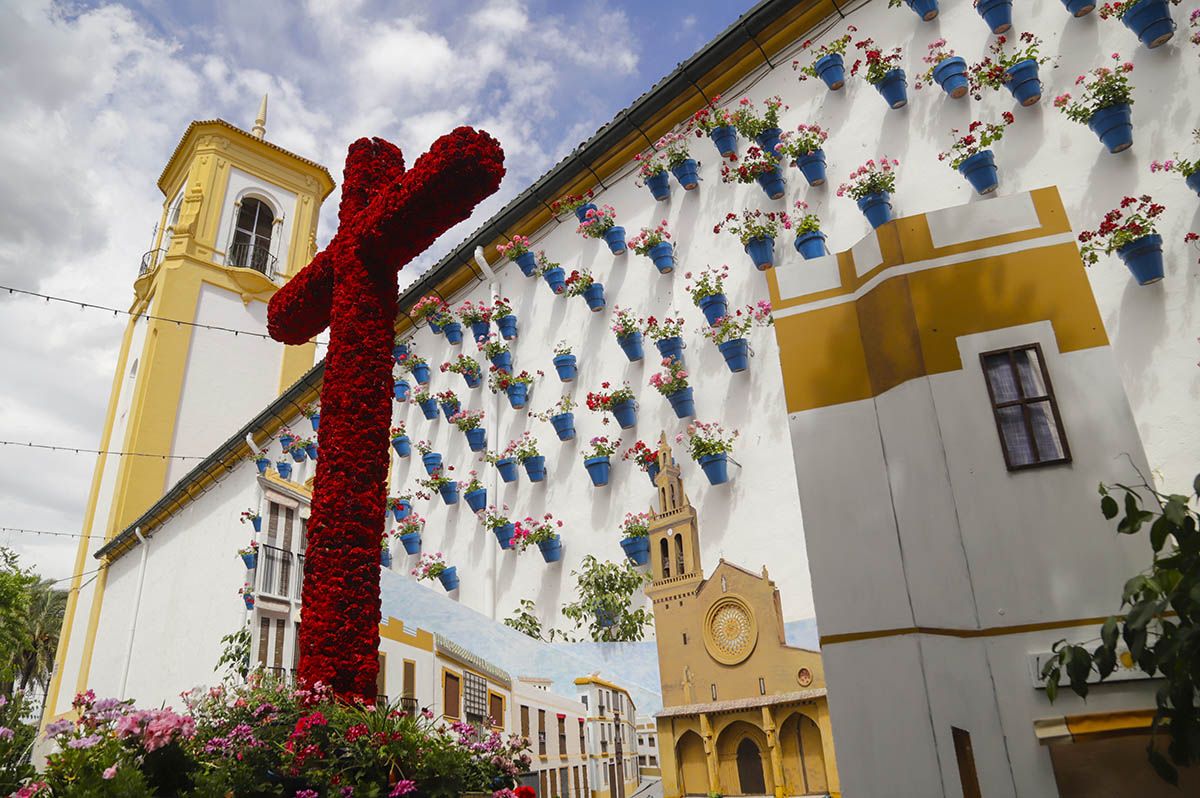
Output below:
[1014,348,1048,399]
[254,203,274,237]
[997,406,1035,467]
[982,354,1019,403]
[1028,400,1065,462]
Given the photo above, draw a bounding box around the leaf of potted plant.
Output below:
[415,439,442,475]
[497,234,537,277]
[565,268,606,312]
[240,508,262,533]
[775,124,829,186]
[479,504,515,549]
[837,157,900,229]
[618,511,652,565]
[577,204,627,255]
[628,221,675,274]
[535,251,567,295]
[237,540,259,570]
[552,340,577,382]
[968,32,1052,107]
[731,96,789,153]
[645,314,686,364]
[713,208,792,270]
[792,30,854,91]
[609,307,645,361]
[512,514,565,563]
[531,394,578,441]
[1077,194,1168,284]
[623,439,664,486]
[917,39,968,99]
[691,94,739,158]
[677,420,740,485]
[888,0,939,21]
[1099,0,1179,49]
[701,301,774,373]
[1054,54,1136,153]
[418,466,459,506]
[510,431,546,482]
[634,151,672,201]
[649,356,694,419]
[551,191,597,223]
[459,470,488,512]
[440,354,483,389]
[850,37,908,109]
[412,387,438,420]
[938,113,1015,195]
[411,551,458,591]
[449,408,487,452]
[657,130,700,190]
[791,202,827,259]
[1149,132,1200,197]
[582,435,620,487]
[394,512,425,554]
[586,381,638,429]
[975,0,1015,34]
[684,265,731,326]
[492,296,519,340]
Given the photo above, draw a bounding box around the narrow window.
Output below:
[682,632,688,645]
[660,538,670,578]
[539,709,547,755]
[443,672,461,719]
[489,693,505,729]
[674,533,684,575]
[758,677,766,695]
[710,684,717,700]
[521,705,531,737]
[980,344,1070,470]
[230,197,275,275]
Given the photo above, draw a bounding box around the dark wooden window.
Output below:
[538,709,547,755]
[980,343,1070,470]
[952,727,983,798]
[579,718,586,754]
[521,704,531,737]
[402,660,416,698]
[489,693,505,728]
[558,715,567,753]
[443,672,461,718]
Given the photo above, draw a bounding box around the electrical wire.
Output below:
[0,440,206,461]
[0,526,105,540]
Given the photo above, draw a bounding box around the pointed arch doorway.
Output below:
[736,737,767,795]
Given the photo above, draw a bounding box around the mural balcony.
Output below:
[138,248,167,277]
[225,242,278,279]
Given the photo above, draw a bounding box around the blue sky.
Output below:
[0,0,749,579]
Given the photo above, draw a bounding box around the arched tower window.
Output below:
[660,538,671,578]
[674,532,685,576]
[230,197,275,275]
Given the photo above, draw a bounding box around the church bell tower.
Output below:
[645,433,704,598]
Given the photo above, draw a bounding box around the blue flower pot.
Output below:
[671,158,700,190]
[667,387,695,419]
[603,226,627,255]
[617,331,644,362]
[438,566,459,591]
[612,399,638,430]
[494,522,515,550]
[393,343,408,360]
[538,536,563,563]
[647,462,660,485]
[429,318,443,335]
[646,170,671,201]
[794,149,827,186]
[394,380,411,401]
[584,456,611,487]
[976,0,1013,33]
[1088,104,1134,153]
[438,482,459,505]
[1061,0,1095,16]
[250,516,262,533]
[496,314,518,340]
[276,461,293,480]
[1117,234,1164,285]
[440,401,459,422]
[814,53,845,91]
[1186,171,1200,197]
[254,457,269,475]
[309,413,320,432]
[1004,59,1043,107]
[422,452,443,476]
[932,56,968,99]
[392,436,411,458]
[241,552,257,570]
[755,127,783,156]
[400,532,422,555]
[542,266,566,295]
[553,353,578,382]
[243,594,255,610]
[381,547,392,568]
[469,320,490,343]
[906,0,939,20]
[523,455,547,482]
[958,150,1000,195]
[496,457,519,483]
[583,282,606,312]
[620,536,650,566]
[718,338,751,373]
[305,443,318,461]
[462,371,481,389]
[574,203,597,223]
[490,350,513,372]
[794,230,827,260]
[290,448,307,463]
[412,363,430,385]
[755,167,786,200]
[875,69,909,109]
[465,427,487,452]
[506,382,529,409]
[709,125,738,158]
[699,452,731,485]
[1121,0,1176,48]
[279,434,295,451]
[648,241,675,274]
[857,192,894,229]
[744,236,775,270]
[442,321,463,345]
[655,336,685,363]
[514,250,537,277]
[550,412,576,441]
[698,294,728,326]
[392,500,412,522]
[419,398,438,420]
[465,487,488,513]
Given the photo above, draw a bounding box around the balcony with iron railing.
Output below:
[139,248,167,277]
[257,545,305,601]
[225,242,278,279]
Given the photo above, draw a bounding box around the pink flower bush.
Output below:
[836,157,899,200]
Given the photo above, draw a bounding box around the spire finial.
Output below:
[252,94,268,139]
[657,431,672,470]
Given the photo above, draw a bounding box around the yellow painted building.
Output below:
[645,436,839,798]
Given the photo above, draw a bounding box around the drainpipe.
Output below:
[118,527,148,699]
[475,246,500,620]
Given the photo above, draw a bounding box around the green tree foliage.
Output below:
[13,579,67,694]
[0,548,38,693]
[561,556,652,642]
[1039,472,1200,784]
[213,627,252,682]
